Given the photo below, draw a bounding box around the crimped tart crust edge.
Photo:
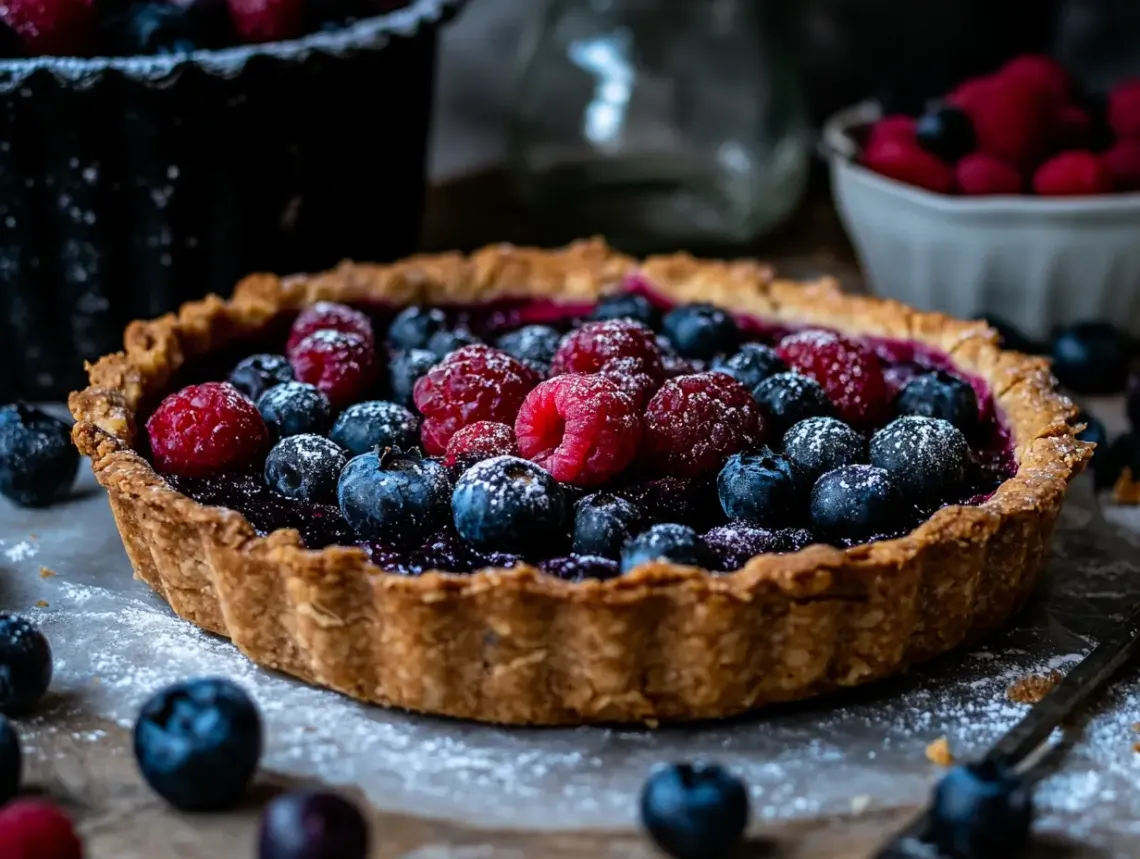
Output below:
[69,239,1092,726]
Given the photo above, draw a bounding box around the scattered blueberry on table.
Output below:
[926,761,1033,858]
[0,615,53,717]
[258,790,370,859]
[0,404,78,508]
[640,762,750,859]
[1050,321,1132,396]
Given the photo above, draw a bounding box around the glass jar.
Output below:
[508,0,811,254]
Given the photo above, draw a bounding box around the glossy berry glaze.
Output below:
[156,276,1016,577]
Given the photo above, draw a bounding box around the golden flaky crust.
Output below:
[69,239,1092,725]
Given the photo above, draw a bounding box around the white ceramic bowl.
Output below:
[823,101,1140,340]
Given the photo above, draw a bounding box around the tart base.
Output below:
[69,239,1091,725]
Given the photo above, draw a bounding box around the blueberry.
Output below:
[782,416,866,483]
[0,615,52,716]
[896,371,979,436]
[102,0,231,55]
[542,555,622,582]
[389,349,437,407]
[228,354,295,402]
[451,456,568,554]
[1050,321,1132,395]
[915,105,976,162]
[0,715,21,805]
[640,762,749,859]
[133,677,262,812]
[704,522,815,570]
[573,493,642,559]
[621,524,713,573]
[711,343,787,392]
[0,404,78,508]
[264,435,347,503]
[258,790,370,859]
[662,303,739,360]
[329,400,419,457]
[338,449,450,546]
[751,372,834,436]
[717,448,803,526]
[590,294,661,329]
[810,465,908,542]
[977,315,1044,354]
[870,416,969,506]
[1075,410,1108,471]
[926,761,1032,858]
[427,328,480,359]
[495,325,561,373]
[388,306,447,351]
[256,382,333,440]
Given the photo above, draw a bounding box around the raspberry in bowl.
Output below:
[823,55,1140,341]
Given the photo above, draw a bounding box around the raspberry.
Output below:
[413,345,538,456]
[642,373,763,478]
[146,382,269,477]
[1055,104,1092,151]
[862,139,954,193]
[0,799,83,859]
[955,153,1022,195]
[515,374,642,486]
[1108,79,1140,140]
[550,320,665,406]
[952,75,1050,168]
[286,301,374,355]
[226,0,304,42]
[1000,54,1069,112]
[1103,140,1140,191]
[289,330,379,408]
[444,421,518,470]
[1032,150,1113,196]
[866,115,917,149]
[777,330,891,427]
[0,0,95,56]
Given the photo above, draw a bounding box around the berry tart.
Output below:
[70,240,1091,725]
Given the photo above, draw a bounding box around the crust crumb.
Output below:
[926,737,954,766]
[34,600,48,608]
[1007,671,1062,704]
[39,566,56,579]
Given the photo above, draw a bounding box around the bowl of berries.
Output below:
[823,55,1140,342]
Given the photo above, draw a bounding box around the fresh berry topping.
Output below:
[286,301,374,356]
[704,522,814,569]
[290,330,379,409]
[434,421,517,474]
[0,799,82,859]
[1108,79,1140,140]
[329,400,419,457]
[621,523,713,574]
[716,448,802,526]
[955,153,1023,195]
[750,372,834,436]
[103,0,229,55]
[495,325,562,374]
[258,791,370,859]
[551,320,665,406]
[338,449,450,545]
[515,374,642,486]
[147,382,269,477]
[573,492,642,559]
[614,474,720,531]
[640,762,749,859]
[661,303,739,360]
[642,373,762,478]
[428,327,481,359]
[134,677,262,812]
[928,762,1032,859]
[0,0,95,56]
[228,354,295,402]
[0,716,18,805]
[866,115,917,149]
[862,138,955,193]
[1102,139,1140,191]
[256,381,333,440]
[950,75,1050,169]
[1050,321,1131,395]
[896,371,979,435]
[810,464,908,543]
[388,348,437,407]
[1032,150,1113,196]
[387,306,447,351]
[710,343,788,392]
[0,615,50,717]
[590,293,661,329]
[782,416,867,483]
[915,106,976,162]
[0,403,78,508]
[226,0,304,42]
[413,345,538,456]
[264,434,346,503]
[777,330,891,427]
[1000,54,1069,109]
[451,456,568,555]
[541,555,621,582]
[869,416,969,506]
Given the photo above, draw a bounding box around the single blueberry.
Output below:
[870,416,969,505]
[428,328,481,359]
[711,343,788,392]
[228,354,295,402]
[662,303,739,360]
[810,465,908,542]
[751,372,834,437]
[330,400,419,457]
[258,790,370,859]
[717,448,803,526]
[1050,321,1132,395]
[0,615,52,716]
[451,456,568,555]
[541,555,622,582]
[264,435,347,503]
[256,382,333,440]
[704,522,815,570]
[388,306,447,351]
[338,449,451,546]
[926,761,1032,859]
[621,524,713,574]
[495,325,562,373]
[896,371,979,436]
[1075,410,1108,471]
[640,762,750,859]
[0,403,79,508]
[389,349,437,407]
[782,416,867,484]
[573,493,642,559]
[915,105,976,162]
[0,715,21,805]
[590,294,661,329]
[133,677,262,812]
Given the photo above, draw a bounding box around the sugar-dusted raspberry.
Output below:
[286,301,374,355]
[955,153,1022,196]
[147,382,269,477]
[0,799,83,859]
[550,320,665,407]
[0,0,95,56]
[414,345,538,456]
[515,374,642,486]
[226,0,304,42]
[777,329,891,427]
[444,421,518,470]
[289,330,379,408]
[642,373,763,478]
[1102,140,1140,191]
[1032,150,1113,196]
[862,138,955,193]
[1108,78,1140,140]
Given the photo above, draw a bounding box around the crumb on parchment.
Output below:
[34,600,48,608]
[926,736,954,766]
[1008,671,1063,704]
[39,566,56,578]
